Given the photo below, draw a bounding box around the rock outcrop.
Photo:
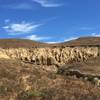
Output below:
[0,47,99,66]
[58,68,100,87]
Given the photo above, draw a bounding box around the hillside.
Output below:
[60,37,100,46]
[0,37,100,48]
[0,39,50,48]
[0,37,100,100]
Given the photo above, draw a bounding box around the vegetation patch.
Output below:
[26,90,45,97]
[18,90,46,100]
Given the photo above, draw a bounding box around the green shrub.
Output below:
[18,90,46,100]
[26,90,45,97]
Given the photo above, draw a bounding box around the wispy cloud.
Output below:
[26,35,50,41]
[33,0,63,7]
[3,22,42,35]
[46,37,78,44]
[1,0,63,10]
[64,37,77,42]
[91,33,100,37]
[2,3,34,10]
[46,41,61,44]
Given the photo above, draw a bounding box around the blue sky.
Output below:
[0,0,100,43]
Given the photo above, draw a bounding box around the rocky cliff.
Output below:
[0,47,99,66]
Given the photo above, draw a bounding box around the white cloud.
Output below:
[91,33,100,37]
[46,37,78,44]
[46,41,61,44]
[2,3,33,10]
[64,37,77,42]
[3,22,41,35]
[33,0,63,7]
[26,35,50,41]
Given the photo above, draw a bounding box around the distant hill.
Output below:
[0,37,100,48]
[60,37,100,46]
[0,38,49,48]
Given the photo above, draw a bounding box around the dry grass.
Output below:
[0,37,100,100]
[0,39,50,48]
[0,59,100,100]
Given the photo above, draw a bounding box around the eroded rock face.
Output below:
[0,47,99,65]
